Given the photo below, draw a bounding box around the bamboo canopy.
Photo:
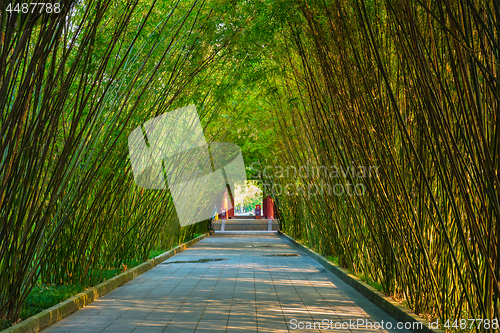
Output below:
[1,0,498,329]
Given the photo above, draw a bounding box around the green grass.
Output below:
[1,262,144,330]
[21,284,85,319]
[148,249,166,259]
[358,274,383,292]
[326,255,339,265]
[1,284,85,330]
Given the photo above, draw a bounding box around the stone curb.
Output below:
[3,232,212,333]
[278,232,445,333]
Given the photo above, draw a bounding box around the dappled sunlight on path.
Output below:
[42,234,410,333]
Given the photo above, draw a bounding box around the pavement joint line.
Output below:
[200,234,234,332]
[173,259,214,331]
[262,239,291,331]
[292,251,346,325]
[130,262,198,331]
[192,248,229,332]
[278,231,445,333]
[3,232,213,333]
[225,238,241,332]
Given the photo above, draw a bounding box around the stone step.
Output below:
[216,219,274,223]
[212,219,280,232]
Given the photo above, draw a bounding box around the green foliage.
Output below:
[20,284,85,321]
[359,275,383,293]
[242,197,261,213]
[326,255,339,266]
[0,0,230,322]
[254,0,500,329]
[1,228,207,329]
[3,0,497,331]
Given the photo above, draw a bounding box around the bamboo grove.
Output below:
[1,0,499,330]
[264,0,500,328]
[0,0,251,322]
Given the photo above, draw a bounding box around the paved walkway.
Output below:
[43,233,411,332]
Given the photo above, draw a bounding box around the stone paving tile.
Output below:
[42,233,412,333]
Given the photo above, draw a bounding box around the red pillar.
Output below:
[264,195,274,219]
[263,197,268,218]
[221,189,235,219]
[227,194,235,219]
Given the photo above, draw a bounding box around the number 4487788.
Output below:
[6,3,61,14]
[444,318,499,330]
